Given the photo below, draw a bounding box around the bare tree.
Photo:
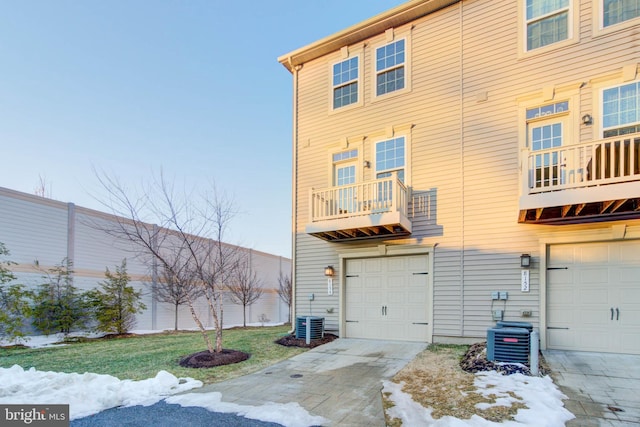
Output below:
[277,271,292,324]
[34,174,52,198]
[157,261,203,331]
[227,252,263,327]
[90,170,240,353]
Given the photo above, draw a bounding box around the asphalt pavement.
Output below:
[70,401,285,427]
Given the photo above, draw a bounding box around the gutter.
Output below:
[288,58,301,335]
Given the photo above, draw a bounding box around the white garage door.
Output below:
[344,255,430,342]
[547,240,640,355]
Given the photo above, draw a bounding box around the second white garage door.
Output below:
[344,255,430,342]
[547,240,640,355]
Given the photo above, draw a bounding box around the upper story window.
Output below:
[376,39,405,97]
[375,137,405,182]
[603,0,640,27]
[332,57,359,109]
[525,0,570,50]
[602,81,640,137]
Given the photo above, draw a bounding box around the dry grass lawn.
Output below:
[383,344,526,425]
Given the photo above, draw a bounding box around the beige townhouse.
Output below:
[279,0,640,354]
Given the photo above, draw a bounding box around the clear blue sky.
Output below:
[0,0,405,258]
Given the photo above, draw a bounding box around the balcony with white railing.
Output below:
[306,173,412,241]
[519,132,640,223]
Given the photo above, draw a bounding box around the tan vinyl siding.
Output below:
[290,0,640,342]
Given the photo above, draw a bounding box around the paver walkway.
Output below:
[543,350,640,426]
[194,338,427,426]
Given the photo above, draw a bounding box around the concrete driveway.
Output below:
[194,338,427,426]
[543,350,640,426]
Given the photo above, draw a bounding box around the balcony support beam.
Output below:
[610,199,627,213]
[518,198,640,224]
[601,200,615,214]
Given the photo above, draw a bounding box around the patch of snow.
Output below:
[167,392,328,427]
[383,371,575,427]
[0,365,202,420]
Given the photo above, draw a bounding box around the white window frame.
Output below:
[329,49,363,113]
[371,28,411,102]
[518,0,579,57]
[374,136,406,182]
[594,0,640,37]
[596,78,640,138]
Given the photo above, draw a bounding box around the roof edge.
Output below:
[277,0,461,73]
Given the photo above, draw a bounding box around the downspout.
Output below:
[458,1,465,338]
[289,58,301,335]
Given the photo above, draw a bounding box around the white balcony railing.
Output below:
[309,174,408,222]
[527,133,640,194]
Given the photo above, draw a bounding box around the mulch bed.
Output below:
[459,342,549,376]
[275,333,338,348]
[179,332,338,369]
[179,349,250,368]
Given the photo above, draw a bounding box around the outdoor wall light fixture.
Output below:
[324,266,335,295]
[520,254,531,268]
[324,266,335,277]
[582,114,593,125]
[363,160,371,168]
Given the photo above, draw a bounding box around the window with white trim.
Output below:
[375,39,405,97]
[603,0,640,27]
[375,137,405,182]
[525,0,570,50]
[602,80,640,137]
[332,57,359,109]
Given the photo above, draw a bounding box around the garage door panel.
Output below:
[548,329,575,349]
[620,242,640,262]
[407,307,427,320]
[548,269,572,283]
[548,240,640,355]
[577,268,608,285]
[388,292,405,305]
[364,258,383,273]
[387,257,405,272]
[620,331,640,353]
[579,245,610,263]
[579,289,609,304]
[408,256,428,270]
[578,308,609,324]
[547,307,573,324]
[345,255,429,342]
[364,306,382,318]
[619,267,639,282]
[577,329,610,352]
[408,291,427,303]
[549,288,574,304]
[549,245,575,263]
[365,291,383,304]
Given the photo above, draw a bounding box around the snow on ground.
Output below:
[166,392,328,427]
[0,365,202,420]
[0,364,574,427]
[2,327,574,427]
[0,365,327,426]
[383,370,575,427]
